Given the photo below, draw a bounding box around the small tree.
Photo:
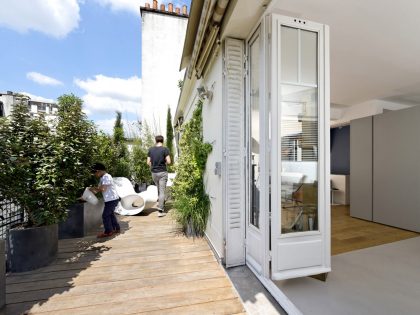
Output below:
[55,94,97,202]
[166,107,174,172]
[111,111,131,177]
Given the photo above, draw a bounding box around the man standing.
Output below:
[147,135,171,217]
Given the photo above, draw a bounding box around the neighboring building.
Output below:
[0,91,58,119]
[175,1,420,314]
[140,1,188,136]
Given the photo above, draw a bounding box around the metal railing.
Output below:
[0,199,25,239]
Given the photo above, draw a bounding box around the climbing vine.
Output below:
[172,100,212,236]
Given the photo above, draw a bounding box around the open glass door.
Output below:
[245,25,267,274]
[270,15,331,280]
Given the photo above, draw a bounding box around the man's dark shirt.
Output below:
[148,146,170,173]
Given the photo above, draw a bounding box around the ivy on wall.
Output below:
[172,100,212,236]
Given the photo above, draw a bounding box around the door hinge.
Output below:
[269,251,272,261]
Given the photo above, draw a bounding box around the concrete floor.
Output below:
[276,236,420,315]
[226,266,287,315]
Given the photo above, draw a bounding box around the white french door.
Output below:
[245,25,268,275]
[270,15,331,280]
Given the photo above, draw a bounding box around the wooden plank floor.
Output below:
[332,205,419,255]
[3,209,245,315]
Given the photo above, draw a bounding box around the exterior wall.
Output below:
[0,93,16,117]
[201,53,224,259]
[141,10,187,136]
[178,53,225,259]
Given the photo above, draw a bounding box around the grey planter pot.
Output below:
[58,201,104,239]
[6,224,58,273]
[0,239,5,310]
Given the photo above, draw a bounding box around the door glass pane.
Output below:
[281,26,298,83]
[280,84,318,233]
[250,33,260,228]
[300,30,318,85]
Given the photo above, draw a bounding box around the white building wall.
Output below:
[201,54,224,260]
[0,94,14,117]
[141,11,187,136]
[178,53,225,259]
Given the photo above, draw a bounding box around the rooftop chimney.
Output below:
[145,2,150,8]
[152,0,157,9]
[182,5,187,15]
[168,3,173,12]
[160,4,165,11]
[175,7,180,14]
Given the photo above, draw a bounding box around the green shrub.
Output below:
[172,100,212,236]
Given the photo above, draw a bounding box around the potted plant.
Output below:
[53,95,101,239]
[0,95,97,272]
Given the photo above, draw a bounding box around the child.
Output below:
[90,163,121,238]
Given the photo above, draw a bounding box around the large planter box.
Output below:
[7,224,58,273]
[59,200,104,239]
[0,239,5,310]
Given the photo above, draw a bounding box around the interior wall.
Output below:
[331,99,412,127]
[350,116,373,221]
[373,106,420,232]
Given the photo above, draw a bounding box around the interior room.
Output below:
[272,0,420,313]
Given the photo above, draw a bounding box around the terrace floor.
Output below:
[3,209,245,315]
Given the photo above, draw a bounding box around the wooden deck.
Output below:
[3,209,245,315]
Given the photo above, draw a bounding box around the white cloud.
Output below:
[74,74,142,116]
[20,92,56,103]
[27,72,63,86]
[93,0,143,14]
[0,0,80,38]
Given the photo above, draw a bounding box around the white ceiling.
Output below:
[273,0,420,106]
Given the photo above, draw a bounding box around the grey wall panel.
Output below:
[373,107,420,232]
[350,116,373,220]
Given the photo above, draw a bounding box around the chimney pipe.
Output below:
[160,4,165,11]
[145,2,150,8]
[152,0,157,9]
[182,5,187,15]
[168,3,173,12]
[175,7,180,14]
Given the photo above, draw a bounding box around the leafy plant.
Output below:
[172,100,212,236]
[0,96,97,227]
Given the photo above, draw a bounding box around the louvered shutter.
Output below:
[223,38,245,267]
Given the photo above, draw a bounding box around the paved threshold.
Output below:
[3,209,245,315]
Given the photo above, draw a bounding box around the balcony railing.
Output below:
[0,198,25,239]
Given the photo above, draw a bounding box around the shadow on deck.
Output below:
[3,209,245,315]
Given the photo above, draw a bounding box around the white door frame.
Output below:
[270,14,331,280]
[242,11,330,314]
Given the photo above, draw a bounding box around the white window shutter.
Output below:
[223,38,245,267]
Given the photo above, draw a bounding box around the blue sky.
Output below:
[0,0,190,133]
